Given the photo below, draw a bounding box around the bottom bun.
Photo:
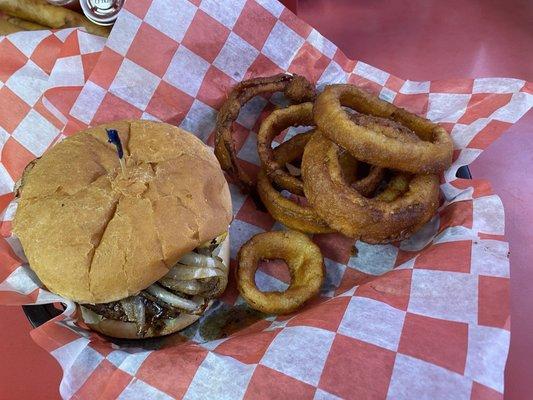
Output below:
[82,306,202,339]
[81,233,231,339]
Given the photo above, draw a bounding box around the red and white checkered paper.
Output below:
[1,1,532,399]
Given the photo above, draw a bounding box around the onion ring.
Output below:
[301,132,439,243]
[257,102,315,195]
[265,127,312,192]
[257,170,333,233]
[236,231,324,314]
[347,114,420,197]
[313,84,453,174]
[340,113,415,196]
[350,112,421,143]
[257,131,333,234]
[215,74,315,192]
[257,123,388,233]
[374,173,410,202]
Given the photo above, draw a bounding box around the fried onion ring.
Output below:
[343,113,417,196]
[257,125,387,233]
[314,84,453,174]
[257,102,315,195]
[215,74,315,192]
[236,231,324,314]
[302,133,439,243]
[257,131,333,234]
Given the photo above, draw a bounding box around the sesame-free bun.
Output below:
[13,120,232,304]
[83,310,201,339]
[82,236,230,339]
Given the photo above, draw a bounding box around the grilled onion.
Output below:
[146,284,202,312]
[158,278,204,295]
[120,297,136,321]
[133,296,146,336]
[179,252,224,269]
[164,265,224,281]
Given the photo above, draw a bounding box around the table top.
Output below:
[0,1,531,399]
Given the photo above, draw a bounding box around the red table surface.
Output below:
[0,1,531,399]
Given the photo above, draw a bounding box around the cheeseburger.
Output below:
[13,120,232,339]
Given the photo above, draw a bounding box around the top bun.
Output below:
[13,120,232,304]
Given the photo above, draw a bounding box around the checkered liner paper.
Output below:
[0,0,532,399]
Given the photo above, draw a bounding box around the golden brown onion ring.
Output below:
[341,113,416,196]
[257,173,333,234]
[257,103,315,195]
[214,74,315,192]
[301,133,440,243]
[313,84,453,174]
[269,130,313,179]
[346,113,419,197]
[236,231,324,314]
[257,130,333,233]
[350,112,421,143]
[257,126,391,233]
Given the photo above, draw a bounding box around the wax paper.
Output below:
[0,1,532,399]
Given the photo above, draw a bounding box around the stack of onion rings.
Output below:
[215,76,454,315]
[256,103,390,234]
[215,78,451,243]
[236,231,324,314]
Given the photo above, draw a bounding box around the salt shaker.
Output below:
[79,0,124,26]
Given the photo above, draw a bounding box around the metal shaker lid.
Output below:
[80,0,124,26]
